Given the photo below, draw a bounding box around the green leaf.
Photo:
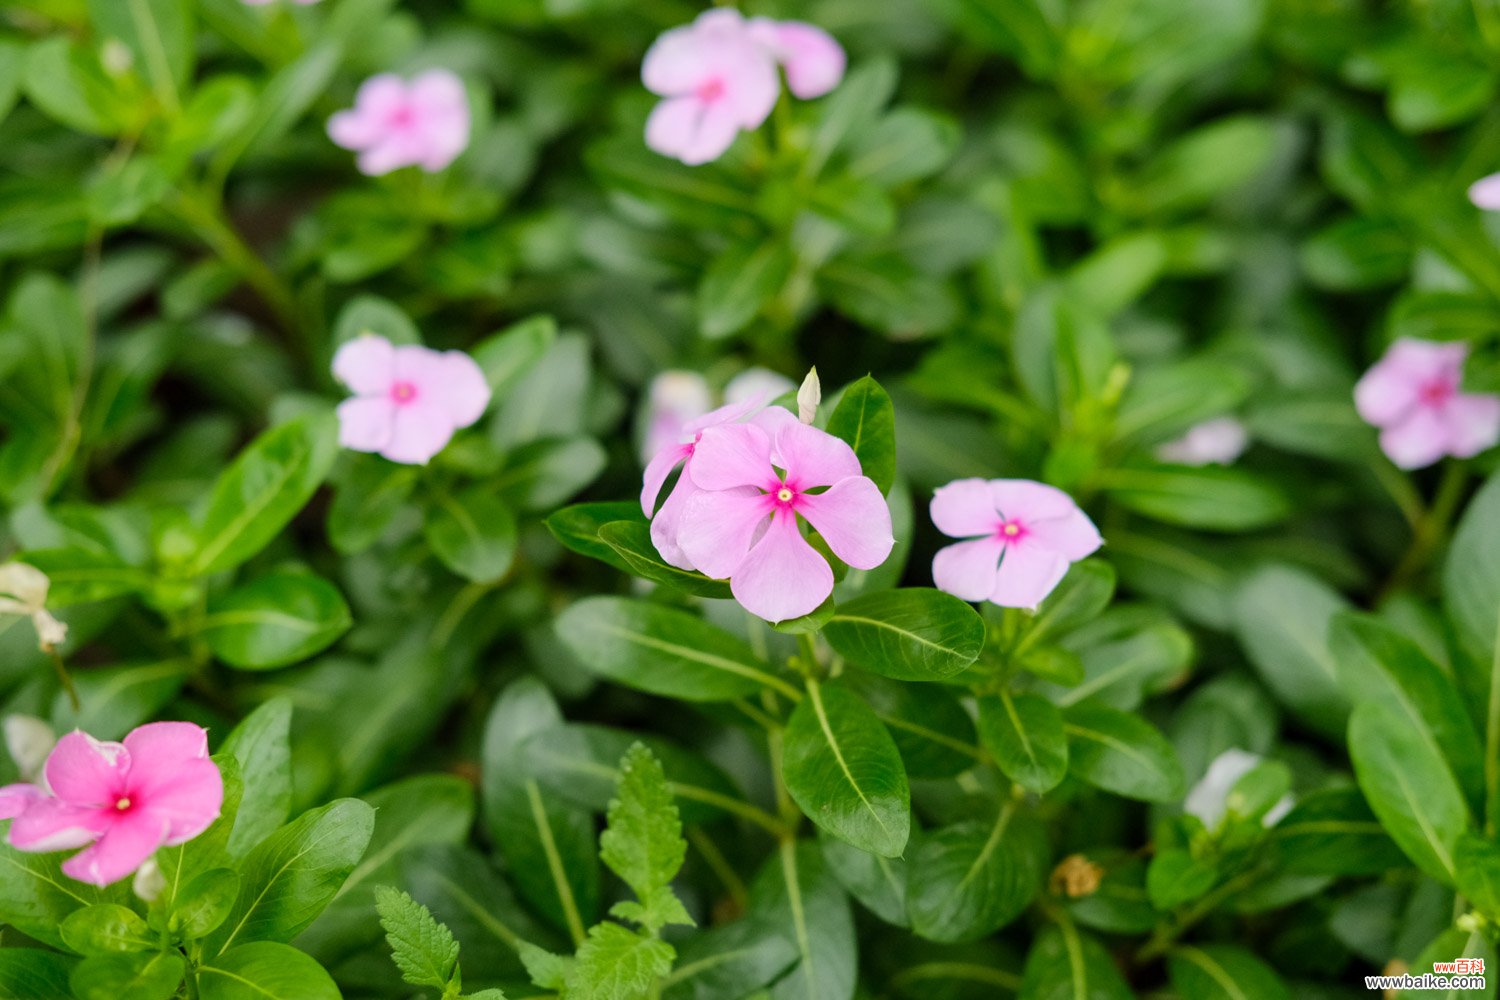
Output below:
[1270,787,1406,877]
[219,699,292,856]
[518,940,571,990]
[1018,558,1115,649]
[86,0,193,108]
[206,799,376,955]
[0,845,126,950]
[169,869,240,940]
[825,376,897,495]
[1146,850,1218,910]
[698,240,794,340]
[51,659,190,741]
[1445,471,1500,662]
[843,672,981,778]
[977,692,1068,794]
[596,521,732,598]
[331,294,419,347]
[1301,216,1410,290]
[375,886,460,990]
[184,413,339,577]
[782,680,910,857]
[198,942,340,1000]
[565,922,674,1000]
[59,904,154,956]
[1167,945,1291,1000]
[1456,832,1500,920]
[23,38,143,136]
[1348,701,1469,885]
[425,488,518,584]
[544,503,641,574]
[494,436,606,511]
[906,810,1048,943]
[746,842,855,1000]
[659,915,798,1000]
[69,952,183,1000]
[1104,464,1290,531]
[847,108,961,187]
[818,830,909,927]
[200,572,351,670]
[822,589,984,682]
[1063,703,1184,802]
[556,597,790,701]
[1126,116,1277,215]
[0,948,76,999]
[599,744,692,934]
[1018,923,1133,1000]
[472,315,557,398]
[1232,565,1351,739]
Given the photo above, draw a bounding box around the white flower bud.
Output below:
[133,857,166,902]
[797,367,820,425]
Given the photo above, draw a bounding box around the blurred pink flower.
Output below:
[4,723,222,887]
[748,19,846,99]
[676,414,894,622]
[642,371,714,462]
[725,367,795,408]
[1354,337,1500,470]
[1470,172,1500,211]
[930,479,1101,609]
[1156,417,1249,466]
[328,70,470,175]
[333,334,491,465]
[641,10,780,165]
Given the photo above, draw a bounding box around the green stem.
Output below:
[1134,868,1262,963]
[1379,461,1467,600]
[1485,610,1500,837]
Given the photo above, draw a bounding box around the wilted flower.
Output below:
[1354,337,1500,470]
[1470,173,1500,211]
[1184,748,1293,829]
[1156,417,1249,466]
[676,412,894,622]
[328,70,470,175]
[332,334,491,465]
[930,479,1102,609]
[748,18,846,99]
[0,563,67,654]
[3,723,223,887]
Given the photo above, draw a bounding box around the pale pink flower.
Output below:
[930,479,1102,610]
[675,413,894,622]
[748,19,846,99]
[333,334,491,465]
[642,371,714,462]
[1470,173,1500,211]
[725,367,795,408]
[4,723,222,887]
[328,70,470,176]
[1156,417,1249,466]
[1354,337,1500,470]
[642,10,780,166]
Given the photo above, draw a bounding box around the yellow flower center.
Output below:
[777,487,793,503]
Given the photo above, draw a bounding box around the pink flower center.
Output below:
[390,380,418,405]
[388,103,417,130]
[1418,377,1456,407]
[996,519,1026,543]
[697,77,727,103]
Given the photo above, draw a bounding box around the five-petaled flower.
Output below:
[1354,337,1500,470]
[0,722,223,887]
[674,411,894,622]
[930,479,1101,609]
[328,70,470,175]
[333,334,491,465]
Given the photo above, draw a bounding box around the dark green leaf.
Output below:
[823,589,984,681]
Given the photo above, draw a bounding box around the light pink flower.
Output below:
[725,367,795,408]
[1470,173,1500,211]
[930,479,1102,610]
[1354,338,1500,470]
[642,371,714,462]
[3,723,222,887]
[333,335,491,465]
[1156,417,1249,466]
[642,10,780,166]
[328,70,470,176]
[748,19,846,99]
[674,413,894,622]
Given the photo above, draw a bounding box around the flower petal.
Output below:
[61,810,168,887]
[645,96,708,162]
[1380,408,1450,470]
[725,368,794,408]
[988,480,1077,522]
[648,475,700,571]
[775,421,861,490]
[752,19,845,99]
[134,758,223,846]
[122,722,208,770]
[1443,393,1500,459]
[1026,508,1103,562]
[331,335,395,395]
[336,396,397,454]
[642,21,714,95]
[8,798,109,852]
[642,444,692,517]
[989,543,1071,609]
[688,423,773,491]
[678,486,773,579]
[931,537,1004,602]
[1471,172,1500,211]
[796,476,894,570]
[382,401,456,465]
[431,351,491,429]
[45,732,128,806]
[729,510,833,623]
[0,783,41,820]
[930,478,1001,538]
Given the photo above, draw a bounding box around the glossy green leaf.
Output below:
[596,521,733,598]
[826,376,897,494]
[170,869,240,940]
[69,951,183,1000]
[1167,945,1291,1000]
[200,572,351,670]
[823,589,984,681]
[198,942,340,1000]
[1064,703,1184,802]
[1271,787,1406,877]
[907,810,1048,942]
[843,672,981,778]
[1445,471,1500,661]
[1018,923,1133,1000]
[59,904,153,956]
[218,698,292,857]
[698,240,794,340]
[425,488,518,583]
[977,692,1068,793]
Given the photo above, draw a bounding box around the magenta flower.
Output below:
[328,70,470,176]
[1471,173,1500,211]
[674,415,894,622]
[1156,417,1249,466]
[748,19,846,99]
[1354,338,1500,470]
[2,723,222,887]
[642,10,780,165]
[930,479,1102,609]
[333,334,491,465]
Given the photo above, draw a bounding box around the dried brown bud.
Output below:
[1050,853,1104,898]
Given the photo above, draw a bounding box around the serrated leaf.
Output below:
[566,923,674,1000]
[375,886,460,990]
[600,744,692,934]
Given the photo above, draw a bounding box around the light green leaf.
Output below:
[374,886,459,990]
[599,744,692,934]
[200,572,351,670]
[198,942,340,1000]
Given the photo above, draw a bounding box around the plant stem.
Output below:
[1485,610,1500,837]
[1134,868,1262,963]
[1379,461,1467,600]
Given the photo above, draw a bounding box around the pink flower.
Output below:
[748,19,846,99]
[333,334,491,465]
[642,371,714,462]
[1156,417,1249,466]
[725,367,795,408]
[930,479,1102,609]
[328,70,470,176]
[674,413,894,622]
[642,10,780,166]
[1354,338,1500,470]
[1471,173,1500,211]
[3,723,222,887]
